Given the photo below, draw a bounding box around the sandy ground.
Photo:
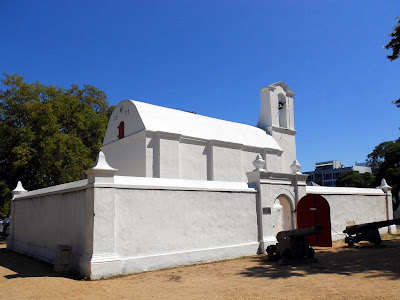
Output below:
[1,235,400,300]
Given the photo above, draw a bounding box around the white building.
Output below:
[101,82,296,181]
[8,82,394,279]
[304,160,373,186]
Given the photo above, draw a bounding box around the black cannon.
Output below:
[343,218,400,247]
[267,225,323,260]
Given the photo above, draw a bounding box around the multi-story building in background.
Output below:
[303,160,372,186]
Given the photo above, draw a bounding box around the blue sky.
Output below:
[1,0,399,171]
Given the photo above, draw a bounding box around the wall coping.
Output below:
[306,186,385,196]
[16,178,386,199]
[13,177,257,200]
[111,176,257,192]
[13,179,89,200]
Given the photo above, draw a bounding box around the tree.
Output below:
[367,138,400,210]
[0,74,114,215]
[384,17,400,61]
[336,171,376,188]
[383,17,400,107]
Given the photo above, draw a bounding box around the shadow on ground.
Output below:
[0,240,79,280]
[2,235,400,281]
[239,234,400,280]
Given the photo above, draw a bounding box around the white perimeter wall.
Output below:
[9,174,391,279]
[114,185,258,274]
[306,186,389,241]
[10,176,259,278]
[10,182,87,271]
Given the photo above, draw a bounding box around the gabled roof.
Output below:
[103,100,282,151]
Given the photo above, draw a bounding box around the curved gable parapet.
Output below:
[104,100,282,151]
[103,100,145,145]
[267,81,295,97]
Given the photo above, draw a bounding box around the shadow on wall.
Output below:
[238,235,400,280]
[0,243,79,280]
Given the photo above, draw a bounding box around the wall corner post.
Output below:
[79,151,121,279]
[8,181,28,250]
[379,178,396,234]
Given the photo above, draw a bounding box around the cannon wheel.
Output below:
[266,245,276,259]
[373,238,382,246]
[282,249,291,259]
[306,247,315,258]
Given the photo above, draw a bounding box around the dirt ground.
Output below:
[1,235,400,300]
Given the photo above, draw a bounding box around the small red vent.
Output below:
[118,121,124,139]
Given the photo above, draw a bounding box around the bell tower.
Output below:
[257,81,295,134]
[257,82,297,173]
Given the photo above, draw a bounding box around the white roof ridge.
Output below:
[128,99,260,129]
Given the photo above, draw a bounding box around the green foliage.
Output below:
[0,181,11,216]
[384,17,400,61]
[336,171,376,188]
[384,17,400,108]
[0,74,113,214]
[368,138,400,210]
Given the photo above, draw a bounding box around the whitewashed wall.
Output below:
[9,180,88,271]
[272,130,296,174]
[115,186,258,274]
[9,172,392,279]
[10,176,259,279]
[179,139,208,180]
[306,186,391,241]
[103,134,280,182]
[102,133,146,177]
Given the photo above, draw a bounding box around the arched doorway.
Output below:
[297,194,332,247]
[273,195,293,236]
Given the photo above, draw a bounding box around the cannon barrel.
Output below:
[277,225,323,241]
[343,218,400,236]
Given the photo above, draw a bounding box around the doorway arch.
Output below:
[273,195,293,236]
[297,194,332,247]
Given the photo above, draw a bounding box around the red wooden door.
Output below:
[297,194,332,247]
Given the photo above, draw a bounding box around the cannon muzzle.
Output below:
[277,224,323,241]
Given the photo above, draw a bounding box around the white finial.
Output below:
[90,151,116,171]
[13,181,27,192]
[253,154,266,172]
[379,178,392,193]
[12,181,27,199]
[290,159,302,174]
[85,151,118,184]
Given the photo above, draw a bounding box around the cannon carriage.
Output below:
[343,218,400,247]
[267,225,323,261]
